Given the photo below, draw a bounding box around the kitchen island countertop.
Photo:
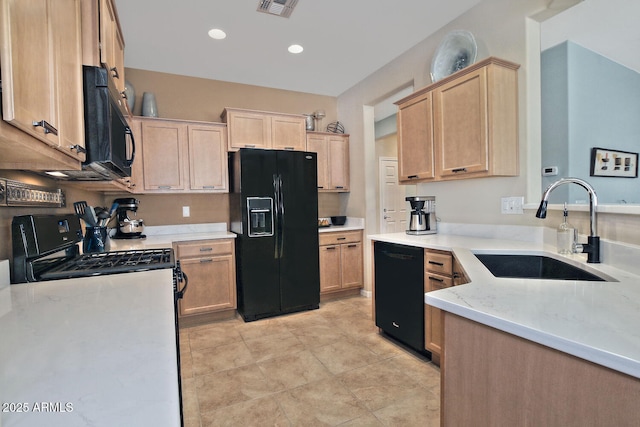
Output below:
[367,232,640,379]
[0,267,180,427]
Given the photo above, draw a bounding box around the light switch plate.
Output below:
[501,196,524,214]
[182,206,190,217]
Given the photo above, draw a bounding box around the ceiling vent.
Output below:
[257,0,299,18]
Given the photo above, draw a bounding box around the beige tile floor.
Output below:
[179,296,441,427]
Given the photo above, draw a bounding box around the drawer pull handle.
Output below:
[428,261,444,266]
[69,144,86,154]
[317,186,324,189]
[200,247,213,252]
[347,244,357,248]
[429,276,444,283]
[407,175,419,179]
[452,167,467,173]
[335,186,344,189]
[337,237,346,241]
[200,258,213,263]
[158,186,172,189]
[326,246,337,250]
[284,147,295,150]
[32,120,58,135]
[203,186,216,189]
[244,144,256,148]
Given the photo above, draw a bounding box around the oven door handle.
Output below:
[176,271,188,300]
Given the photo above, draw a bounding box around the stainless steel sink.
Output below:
[474,253,613,282]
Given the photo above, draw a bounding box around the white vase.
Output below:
[141,92,158,117]
[124,81,135,112]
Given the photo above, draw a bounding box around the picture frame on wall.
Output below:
[590,147,638,178]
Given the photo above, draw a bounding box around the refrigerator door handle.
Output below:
[273,174,280,259]
[278,174,285,259]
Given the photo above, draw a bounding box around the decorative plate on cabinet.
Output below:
[430,30,478,83]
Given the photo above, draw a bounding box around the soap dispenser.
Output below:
[557,203,576,254]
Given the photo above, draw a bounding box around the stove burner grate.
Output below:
[39,248,175,280]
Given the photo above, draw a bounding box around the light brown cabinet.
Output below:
[306,132,350,192]
[175,239,237,322]
[443,313,640,426]
[0,0,86,169]
[424,249,468,365]
[222,108,306,151]
[396,92,435,182]
[396,57,519,183]
[80,0,127,113]
[131,117,228,193]
[318,230,363,298]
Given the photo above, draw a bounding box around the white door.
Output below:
[379,157,415,233]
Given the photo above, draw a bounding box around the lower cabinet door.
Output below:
[341,242,363,288]
[319,245,341,293]
[178,254,236,316]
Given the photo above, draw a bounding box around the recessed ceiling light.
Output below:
[208,28,226,40]
[288,44,303,54]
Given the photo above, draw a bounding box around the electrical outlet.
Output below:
[182,206,190,217]
[501,196,524,214]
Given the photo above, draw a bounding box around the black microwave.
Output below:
[47,66,135,181]
[80,65,135,180]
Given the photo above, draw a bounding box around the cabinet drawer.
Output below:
[319,230,362,246]
[425,250,453,276]
[425,272,454,289]
[175,239,233,258]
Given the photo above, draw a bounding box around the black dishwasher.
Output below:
[374,241,426,354]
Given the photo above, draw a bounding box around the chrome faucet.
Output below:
[535,177,600,263]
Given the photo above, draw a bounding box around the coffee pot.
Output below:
[406,196,436,235]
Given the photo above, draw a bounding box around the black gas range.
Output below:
[11,213,187,426]
[12,214,181,288]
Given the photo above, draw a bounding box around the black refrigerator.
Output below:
[229,148,320,321]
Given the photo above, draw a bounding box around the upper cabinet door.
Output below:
[51,0,84,155]
[98,0,125,97]
[434,67,489,178]
[0,0,86,160]
[141,119,188,191]
[271,114,306,151]
[225,109,271,150]
[328,134,349,191]
[0,0,58,147]
[188,124,229,192]
[397,92,435,182]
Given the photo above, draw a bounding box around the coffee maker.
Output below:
[406,196,436,235]
[112,198,145,239]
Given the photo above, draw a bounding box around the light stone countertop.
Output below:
[318,217,364,233]
[0,266,180,427]
[108,222,236,251]
[367,232,640,379]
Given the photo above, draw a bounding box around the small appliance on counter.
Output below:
[406,196,437,235]
[112,198,145,239]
